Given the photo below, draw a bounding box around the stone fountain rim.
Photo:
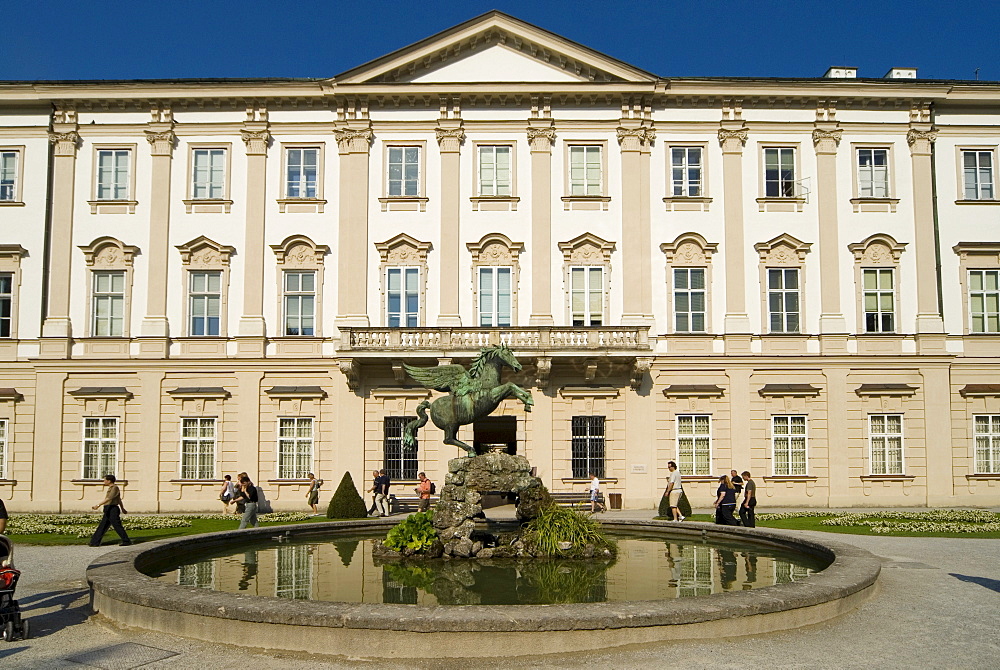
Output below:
[87,517,880,634]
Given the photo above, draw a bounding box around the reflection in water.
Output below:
[153,532,823,606]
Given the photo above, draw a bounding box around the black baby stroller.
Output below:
[0,535,28,641]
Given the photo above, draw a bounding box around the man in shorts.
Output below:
[663,461,684,521]
[589,472,606,513]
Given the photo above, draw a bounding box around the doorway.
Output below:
[473,416,517,455]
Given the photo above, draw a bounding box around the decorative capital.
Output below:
[812,128,843,154]
[435,127,465,152]
[49,131,80,157]
[718,128,748,153]
[616,127,655,152]
[145,130,176,156]
[334,128,373,154]
[526,126,556,152]
[907,128,937,155]
[240,129,270,155]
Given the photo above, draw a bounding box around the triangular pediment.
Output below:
[334,11,656,85]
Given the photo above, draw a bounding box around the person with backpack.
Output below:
[306,472,323,516]
[415,472,434,512]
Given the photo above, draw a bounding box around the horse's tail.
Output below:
[402,400,430,451]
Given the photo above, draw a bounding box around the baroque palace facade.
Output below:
[1,12,999,512]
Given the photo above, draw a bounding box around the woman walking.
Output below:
[714,474,739,525]
[306,473,323,516]
[233,475,259,529]
[219,474,236,514]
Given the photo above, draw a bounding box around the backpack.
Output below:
[429,481,436,495]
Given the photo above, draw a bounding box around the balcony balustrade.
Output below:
[339,326,650,354]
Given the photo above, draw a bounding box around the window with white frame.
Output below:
[0,150,18,201]
[673,268,706,332]
[191,148,226,199]
[478,145,512,196]
[772,415,807,475]
[569,145,602,196]
[277,417,313,479]
[973,415,1000,474]
[0,273,12,338]
[676,414,711,475]
[857,148,889,198]
[285,147,318,198]
[863,268,895,333]
[383,416,417,480]
[177,561,215,589]
[387,146,420,196]
[767,268,800,333]
[763,147,796,197]
[0,419,6,479]
[478,266,512,327]
[671,147,703,197]
[276,544,312,600]
[571,415,605,479]
[968,269,1000,333]
[189,271,222,336]
[283,271,316,336]
[869,414,903,475]
[386,267,419,327]
[963,150,995,200]
[96,149,131,200]
[83,417,118,479]
[91,271,125,337]
[570,266,603,326]
[180,417,216,480]
[677,545,713,597]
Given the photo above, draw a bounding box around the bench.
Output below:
[548,492,605,509]
[388,494,439,515]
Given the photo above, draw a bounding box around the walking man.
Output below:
[374,469,391,517]
[663,461,685,521]
[89,474,132,547]
[589,472,606,513]
[740,470,757,527]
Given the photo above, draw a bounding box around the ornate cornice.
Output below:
[145,130,176,157]
[435,127,465,152]
[718,127,748,153]
[49,130,80,157]
[334,128,373,154]
[240,129,270,155]
[812,128,843,154]
[616,126,655,151]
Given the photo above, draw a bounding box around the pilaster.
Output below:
[236,106,270,356]
[719,121,752,343]
[618,121,655,326]
[40,108,80,357]
[907,107,945,339]
[813,122,848,349]
[436,102,464,327]
[527,117,556,326]
[335,122,373,327]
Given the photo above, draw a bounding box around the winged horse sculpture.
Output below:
[402,344,533,456]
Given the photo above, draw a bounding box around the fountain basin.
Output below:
[87,518,880,658]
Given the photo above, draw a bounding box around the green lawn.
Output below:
[655,512,1000,538]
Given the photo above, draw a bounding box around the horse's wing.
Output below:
[403,363,469,393]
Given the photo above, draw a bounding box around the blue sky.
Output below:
[4,0,998,81]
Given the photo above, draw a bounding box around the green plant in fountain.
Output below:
[384,511,439,552]
[522,505,617,557]
[520,559,612,604]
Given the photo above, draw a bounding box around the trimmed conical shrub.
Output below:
[657,492,671,518]
[326,471,369,519]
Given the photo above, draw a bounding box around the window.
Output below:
[0,273,11,338]
[91,271,125,337]
[768,268,800,333]
[384,417,417,480]
[569,145,602,196]
[178,561,215,589]
[276,545,312,600]
[96,149,130,200]
[478,145,511,196]
[570,266,603,326]
[763,147,796,197]
[386,267,419,327]
[677,545,714,597]
[676,415,711,475]
[277,417,313,479]
[671,147,703,197]
[973,415,1000,474]
[387,146,420,196]
[857,148,889,198]
[571,416,605,479]
[0,419,6,479]
[963,150,995,200]
[83,417,118,479]
[968,269,1000,333]
[189,271,222,336]
[478,266,512,327]
[285,147,318,198]
[192,148,226,199]
[283,271,316,336]
[869,414,903,475]
[180,418,216,480]
[0,150,18,201]
[772,415,807,475]
[673,268,706,332]
[863,269,895,333]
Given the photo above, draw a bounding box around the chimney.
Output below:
[824,66,858,79]
[883,67,917,79]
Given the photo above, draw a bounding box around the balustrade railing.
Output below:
[341,326,650,352]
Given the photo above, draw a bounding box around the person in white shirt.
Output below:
[588,472,606,513]
[663,461,685,521]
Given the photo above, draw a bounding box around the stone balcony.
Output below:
[338,326,651,354]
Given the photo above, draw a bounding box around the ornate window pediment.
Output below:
[467,233,523,266]
[660,232,718,266]
[558,233,615,265]
[848,233,907,265]
[468,233,524,327]
[270,234,329,268]
[375,233,432,265]
[79,237,139,268]
[755,233,812,266]
[176,236,235,267]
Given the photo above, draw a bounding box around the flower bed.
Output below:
[7,512,312,538]
[756,509,1000,534]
